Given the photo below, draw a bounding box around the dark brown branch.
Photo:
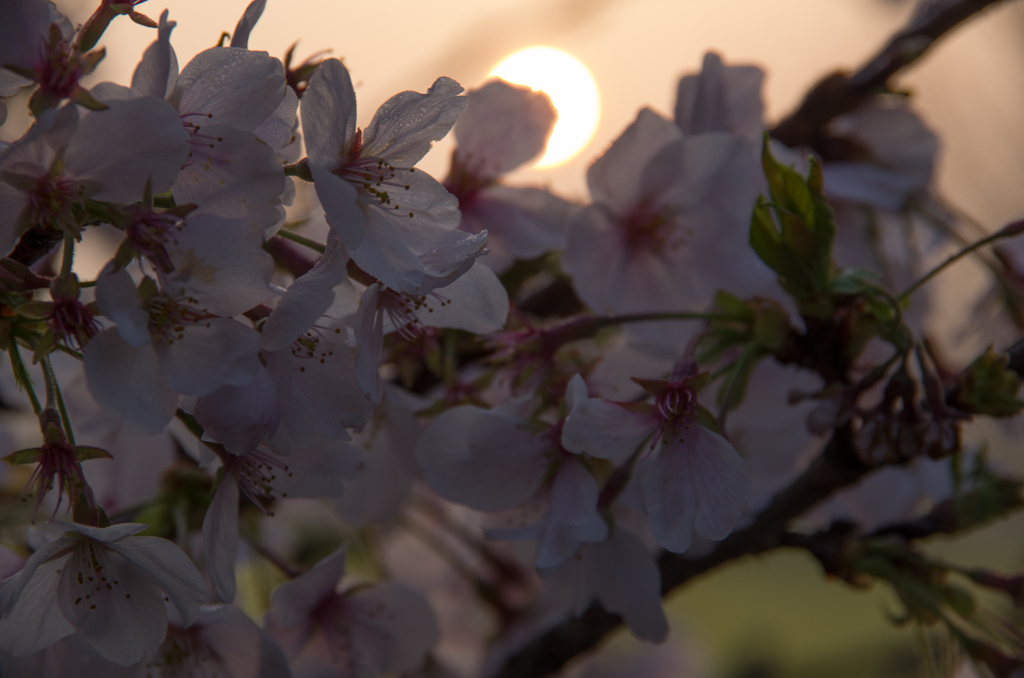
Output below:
[771,0,1008,150]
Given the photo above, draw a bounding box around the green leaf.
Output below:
[953,347,1024,418]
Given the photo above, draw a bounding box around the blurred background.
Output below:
[29,0,1024,675]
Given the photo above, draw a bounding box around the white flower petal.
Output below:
[592,528,668,643]
[586,108,680,214]
[416,261,509,333]
[301,59,357,167]
[84,330,178,434]
[0,556,76,656]
[362,77,468,167]
[643,440,699,554]
[562,397,656,463]
[95,266,149,348]
[160,214,276,317]
[689,425,752,541]
[174,47,285,132]
[66,97,190,202]
[194,366,281,454]
[130,10,178,100]
[172,125,287,231]
[202,473,240,603]
[58,545,167,666]
[454,79,555,177]
[346,583,439,674]
[269,546,347,627]
[156,318,261,397]
[261,231,347,351]
[416,405,549,512]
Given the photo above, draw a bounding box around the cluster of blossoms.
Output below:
[0,1,1022,677]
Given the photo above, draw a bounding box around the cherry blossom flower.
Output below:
[94,10,294,232]
[0,98,189,255]
[562,360,751,553]
[416,377,608,569]
[194,233,373,455]
[142,603,292,678]
[84,213,273,433]
[0,522,207,666]
[351,261,509,404]
[0,0,102,116]
[561,107,765,317]
[202,434,366,602]
[266,545,439,678]
[445,79,574,273]
[301,58,484,294]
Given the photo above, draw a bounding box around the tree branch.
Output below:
[771,0,1008,150]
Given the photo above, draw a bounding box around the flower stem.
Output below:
[60,235,75,277]
[40,354,75,446]
[8,341,41,415]
[590,310,746,329]
[898,220,1024,303]
[276,229,326,254]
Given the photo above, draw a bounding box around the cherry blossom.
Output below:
[266,546,439,678]
[301,58,484,294]
[0,522,206,666]
[561,107,765,317]
[94,9,294,232]
[562,360,751,553]
[84,213,273,433]
[0,98,188,255]
[202,434,366,602]
[445,79,573,273]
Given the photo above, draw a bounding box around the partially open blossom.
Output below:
[302,58,484,294]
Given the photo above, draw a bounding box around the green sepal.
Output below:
[691,404,724,436]
[70,85,108,111]
[74,446,113,462]
[4,447,42,465]
[13,301,53,320]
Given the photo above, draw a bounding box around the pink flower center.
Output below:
[653,382,696,443]
[27,175,83,236]
[49,296,100,350]
[34,33,84,101]
[333,129,418,218]
[145,296,216,346]
[379,288,449,341]
[127,212,182,273]
[621,201,689,254]
[225,449,292,516]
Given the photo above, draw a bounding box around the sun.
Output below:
[487,46,600,169]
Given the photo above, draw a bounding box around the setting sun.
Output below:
[487,46,600,168]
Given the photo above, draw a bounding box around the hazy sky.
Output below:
[43,0,1024,225]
